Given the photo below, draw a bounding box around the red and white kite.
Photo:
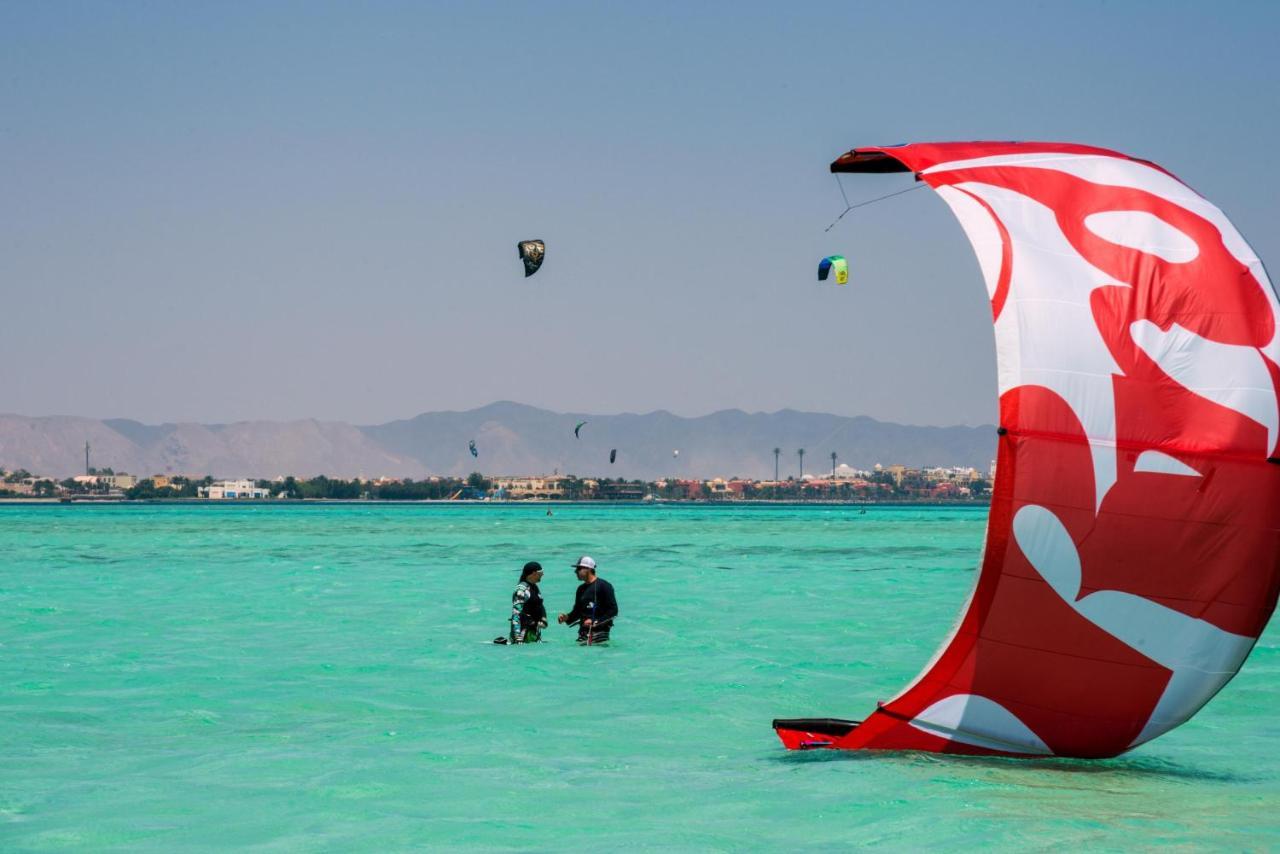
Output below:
[775,142,1280,758]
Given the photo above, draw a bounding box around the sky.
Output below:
[2,1,1277,427]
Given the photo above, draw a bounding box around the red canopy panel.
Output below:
[779,141,1280,758]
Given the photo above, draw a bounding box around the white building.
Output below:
[832,463,872,479]
[71,473,137,490]
[199,479,270,499]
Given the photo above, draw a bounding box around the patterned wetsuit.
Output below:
[509,580,546,643]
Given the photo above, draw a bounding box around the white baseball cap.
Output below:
[572,555,597,571]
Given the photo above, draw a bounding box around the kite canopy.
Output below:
[609,448,617,464]
[574,421,587,439]
[818,255,848,285]
[518,240,545,277]
[468,439,478,459]
[776,141,1280,759]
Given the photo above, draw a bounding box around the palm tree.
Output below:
[830,451,838,478]
[773,447,781,482]
[797,448,805,479]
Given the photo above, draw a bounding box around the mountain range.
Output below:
[0,402,997,480]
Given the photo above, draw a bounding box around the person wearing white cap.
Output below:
[557,555,618,645]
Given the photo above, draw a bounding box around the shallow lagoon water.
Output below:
[2,504,1277,850]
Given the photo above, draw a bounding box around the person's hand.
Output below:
[557,613,568,624]
[538,619,548,629]
[582,619,593,628]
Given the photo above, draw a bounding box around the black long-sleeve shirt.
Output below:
[565,577,618,641]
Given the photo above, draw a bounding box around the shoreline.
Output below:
[0,497,991,507]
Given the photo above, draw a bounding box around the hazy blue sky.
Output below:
[3,1,1277,426]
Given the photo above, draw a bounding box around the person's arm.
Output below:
[560,589,583,624]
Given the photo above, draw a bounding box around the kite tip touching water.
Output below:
[776,140,1280,759]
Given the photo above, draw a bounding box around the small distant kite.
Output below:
[574,420,588,439]
[518,240,545,277]
[818,255,848,285]
[672,449,680,458]
[469,439,478,458]
[609,449,617,464]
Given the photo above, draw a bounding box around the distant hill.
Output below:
[0,414,424,481]
[0,402,996,480]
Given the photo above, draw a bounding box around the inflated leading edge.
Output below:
[776,141,1280,758]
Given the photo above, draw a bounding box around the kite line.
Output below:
[824,179,927,232]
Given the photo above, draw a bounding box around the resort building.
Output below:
[595,481,646,500]
[831,463,875,480]
[71,473,137,490]
[923,466,983,483]
[705,478,734,499]
[488,475,597,500]
[198,479,270,499]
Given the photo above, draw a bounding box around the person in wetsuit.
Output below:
[556,555,618,644]
[507,561,547,644]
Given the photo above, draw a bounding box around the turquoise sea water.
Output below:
[2,504,1277,850]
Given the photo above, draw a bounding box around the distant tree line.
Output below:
[3,468,989,503]
[124,476,209,499]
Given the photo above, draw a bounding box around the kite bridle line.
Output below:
[836,171,852,209]
[823,179,926,233]
[815,176,929,460]
[812,173,929,464]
